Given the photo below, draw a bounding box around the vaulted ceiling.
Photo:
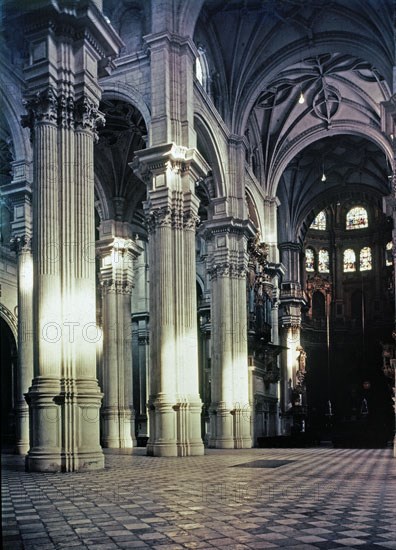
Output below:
[194,0,394,240]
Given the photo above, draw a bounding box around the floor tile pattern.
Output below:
[2,447,395,549]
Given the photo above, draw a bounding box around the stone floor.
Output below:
[1,447,396,550]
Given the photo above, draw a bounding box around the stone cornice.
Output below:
[11,0,123,61]
[143,31,198,60]
[199,217,256,241]
[132,143,210,186]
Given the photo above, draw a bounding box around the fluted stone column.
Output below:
[203,219,254,448]
[133,144,207,456]
[23,90,64,471]
[97,221,142,448]
[10,236,33,455]
[19,1,122,471]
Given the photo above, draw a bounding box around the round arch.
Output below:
[0,303,18,345]
[0,93,31,162]
[100,83,151,133]
[94,173,111,221]
[245,186,263,236]
[194,113,227,198]
[177,0,205,37]
[270,124,392,198]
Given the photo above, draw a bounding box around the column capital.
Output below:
[97,223,143,295]
[202,218,256,281]
[21,86,58,130]
[10,234,32,254]
[144,201,200,233]
[209,262,247,280]
[74,96,105,139]
[131,143,210,191]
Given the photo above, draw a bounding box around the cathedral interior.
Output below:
[1,0,396,462]
[1,0,396,547]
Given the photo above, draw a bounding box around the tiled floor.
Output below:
[2,447,395,549]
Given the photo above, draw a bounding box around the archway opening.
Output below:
[0,317,17,449]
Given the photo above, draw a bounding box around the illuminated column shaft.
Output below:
[176,194,203,455]
[205,221,253,449]
[19,0,122,472]
[133,144,207,457]
[210,267,234,447]
[11,237,33,455]
[26,104,63,472]
[100,282,135,447]
[68,106,104,468]
[98,226,141,448]
[147,202,178,456]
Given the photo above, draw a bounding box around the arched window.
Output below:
[195,45,210,93]
[386,241,393,266]
[195,56,203,85]
[305,248,315,271]
[312,291,326,319]
[346,206,368,230]
[344,249,356,272]
[310,210,326,230]
[360,247,372,271]
[318,249,330,273]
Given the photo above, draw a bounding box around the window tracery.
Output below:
[195,45,210,93]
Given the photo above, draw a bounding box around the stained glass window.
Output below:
[306,248,315,271]
[318,249,330,273]
[343,249,356,272]
[360,247,372,271]
[386,241,393,266]
[346,206,368,230]
[310,210,326,230]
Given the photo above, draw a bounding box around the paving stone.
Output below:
[1,448,395,550]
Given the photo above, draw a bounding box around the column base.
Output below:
[14,402,30,455]
[26,450,104,472]
[146,394,204,457]
[15,443,29,455]
[208,405,252,449]
[102,407,137,449]
[25,377,105,472]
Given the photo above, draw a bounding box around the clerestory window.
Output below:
[346,206,368,230]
